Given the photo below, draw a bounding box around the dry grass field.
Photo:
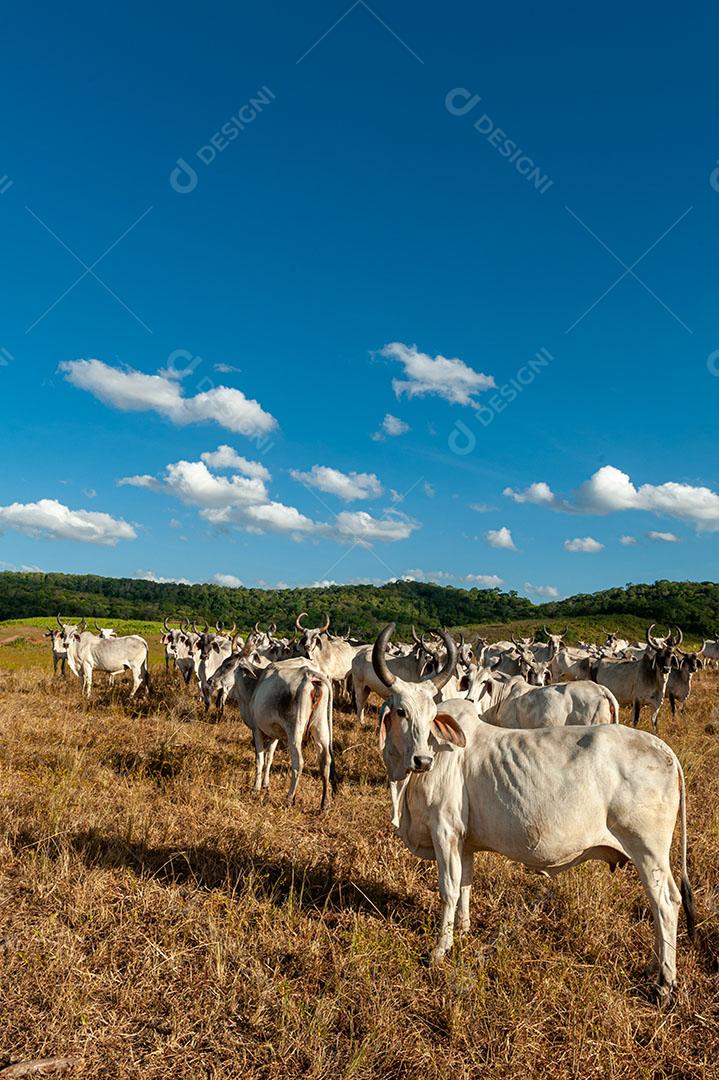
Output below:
[0,626,717,1078]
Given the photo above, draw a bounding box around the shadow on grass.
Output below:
[10,827,415,922]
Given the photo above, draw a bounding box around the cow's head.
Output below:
[56,613,85,649]
[295,611,330,657]
[679,649,703,674]
[373,623,465,780]
[543,626,568,656]
[459,657,502,704]
[646,624,681,676]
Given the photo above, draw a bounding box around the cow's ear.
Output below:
[212,642,220,653]
[73,632,81,641]
[378,704,392,752]
[432,712,466,747]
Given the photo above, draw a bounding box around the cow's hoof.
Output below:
[652,981,674,1008]
[431,945,451,965]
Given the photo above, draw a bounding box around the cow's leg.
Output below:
[52,655,58,676]
[314,733,333,812]
[129,666,142,698]
[455,849,474,932]
[650,696,662,734]
[286,728,304,806]
[632,700,641,727]
[252,728,267,792]
[431,826,464,962]
[355,681,369,726]
[262,739,278,790]
[633,851,681,1002]
[669,693,676,719]
[82,665,92,699]
[61,658,66,677]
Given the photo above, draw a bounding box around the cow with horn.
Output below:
[373,623,694,1002]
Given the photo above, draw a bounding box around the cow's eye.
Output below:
[395,707,406,718]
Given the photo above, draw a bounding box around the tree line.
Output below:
[1,572,717,637]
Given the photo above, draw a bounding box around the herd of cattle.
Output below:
[44,611,717,1001]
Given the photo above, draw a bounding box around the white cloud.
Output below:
[333,510,417,544]
[486,526,517,550]
[60,359,277,437]
[200,445,271,482]
[379,342,495,408]
[423,482,435,498]
[214,363,241,373]
[82,488,97,499]
[406,568,504,587]
[505,464,719,533]
[463,573,504,586]
[503,482,557,506]
[0,499,136,545]
[290,465,383,501]
[169,518,182,529]
[469,502,495,513]
[564,536,604,553]
[647,530,681,543]
[213,573,244,587]
[135,569,194,585]
[120,454,415,547]
[372,413,410,441]
[620,535,637,545]
[525,582,560,598]
[164,460,268,509]
[118,474,163,490]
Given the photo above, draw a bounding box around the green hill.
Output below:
[0,571,717,639]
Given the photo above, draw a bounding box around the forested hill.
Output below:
[1,572,718,637]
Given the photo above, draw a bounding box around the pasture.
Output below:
[0,622,717,1078]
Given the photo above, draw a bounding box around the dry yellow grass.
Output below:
[0,635,717,1078]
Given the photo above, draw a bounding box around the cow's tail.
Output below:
[677,760,695,939]
[327,676,338,794]
[143,648,152,694]
[601,686,620,723]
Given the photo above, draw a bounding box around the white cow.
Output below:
[372,624,694,1002]
[60,627,150,698]
[699,635,719,668]
[484,680,619,728]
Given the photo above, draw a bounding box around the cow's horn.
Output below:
[56,612,64,628]
[268,622,277,635]
[78,618,86,632]
[163,615,172,632]
[372,623,397,688]
[94,619,101,632]
[411,625,422,645]
[227,621,237,636]
[254,621,262,633]
[431,628,458,690]
[646,624,661,649]
[295,612,307,631]
[672,625,683,647]
[320,613,330,632]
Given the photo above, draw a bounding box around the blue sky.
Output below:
[2,1,719,598]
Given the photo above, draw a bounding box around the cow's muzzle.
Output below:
[411,755,433,773]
